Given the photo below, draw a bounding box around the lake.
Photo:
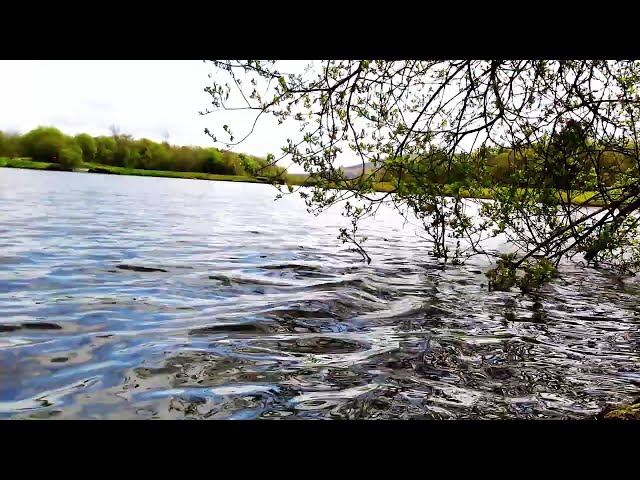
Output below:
[0,167,638,419]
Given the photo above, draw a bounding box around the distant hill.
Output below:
[341,161,375,178]
[286,161,380,184]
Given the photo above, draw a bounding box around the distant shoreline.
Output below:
[1,157,606,207]
[0,157,275,185]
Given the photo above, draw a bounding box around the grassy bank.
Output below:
[289,172,605,207]
[82,162,263,183]
[1,157,267,184]
[459,187,606,207]
[286,172,396,192]
[0,157,55,170]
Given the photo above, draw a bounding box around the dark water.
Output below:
[1,168,639,419]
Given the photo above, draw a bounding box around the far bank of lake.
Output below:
[1,157,607,206]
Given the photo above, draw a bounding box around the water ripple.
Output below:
[0,168,639,419]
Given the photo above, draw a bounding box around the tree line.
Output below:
[0,126,286,178]
[368,121,638,192]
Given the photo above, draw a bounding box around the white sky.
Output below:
[0,60,481,172]
[0,60,297,162]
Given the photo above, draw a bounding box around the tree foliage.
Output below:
[19,126,67,162]
[59,143,84,170]
[203,60,640,286]
[0,126,285,178]
[0,131,20,158]
[74,133,97,162]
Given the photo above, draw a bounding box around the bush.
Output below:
[201,149,224,173]
[59,143,84,170]
[20,127,67,162]
[95,136,117,165]
[0,131,21,158]
[75,134,97,162]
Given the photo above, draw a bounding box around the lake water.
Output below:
[0,168,639,419]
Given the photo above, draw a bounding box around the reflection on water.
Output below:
[0,168,639,419]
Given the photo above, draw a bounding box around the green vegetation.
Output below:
[601,400,640,420]
[1,127,623,214]
[485,254,558,293]
[0,126,287,181]
[83,162,260,183]
[0,157,269,184]
[1,126,620,208]
[0,157,55,170]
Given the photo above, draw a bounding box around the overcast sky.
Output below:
[0,60,299,162]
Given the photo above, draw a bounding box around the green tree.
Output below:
[123,149,141,169]
[0,131,21,158]
[239,153,260,176]
[111,132,135,167]
[20,126,67,162]
[204,60,640,285]
[220,150,244,175]
[138,142,172,170]
[74,134,97,162]
[95,136,117,165]
[59,142,84,170]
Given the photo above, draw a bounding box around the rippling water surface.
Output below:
[1,168,639,419]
